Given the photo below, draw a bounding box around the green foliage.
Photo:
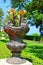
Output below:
[32,33,40,36]
[0,8,4,31]
[32,10,43,27]
[25,0,43,27]
[0,32,2,37]
[27,10,43,27]
[32,10,43,21]
[11,0,21,8]
[0,8,4,18]
[4,14,13,22]
[4,0,26,9]
[10,0,29,9]
[25,0,43,12]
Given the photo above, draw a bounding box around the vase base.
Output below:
[6,57,26,64]
[0,58,32,65]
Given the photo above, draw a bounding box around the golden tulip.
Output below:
[7,10,10,14]
[11,8,16,17]
[18,10,27,16]
[18,10,24,15]
[11,8,14,11]
[11,8,16,13]
[23,10,27,14]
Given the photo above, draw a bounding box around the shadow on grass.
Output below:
[0,39,10,43]
[27,45,43,60]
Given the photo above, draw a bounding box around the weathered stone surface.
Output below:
[7,40,26,52]
[7,40,26,57]
[4,21,29,42]
[6,57,26,64]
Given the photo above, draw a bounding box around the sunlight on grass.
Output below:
[21,40,43,65]
[0,41,11,59]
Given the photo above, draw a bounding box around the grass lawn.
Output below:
[0,38,43,65]
[22,40,43,65]
[0,39,11,58]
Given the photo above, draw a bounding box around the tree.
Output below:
[4,0,30,10]
[0,8,4,21]
[25,0,43,12]
[25,0,43,42]
[0,8,4,31]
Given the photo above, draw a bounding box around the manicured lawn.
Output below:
[22,40,43,65]
[0,38,43,65]
[0,39,11,58]
[0,43,11,58]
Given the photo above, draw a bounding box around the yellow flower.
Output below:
[18,10,24,15]
[23,10,27,14]
[18,10,27,16]
[7,10,10,14]
[11,8,15,12]
[11,8,16,13]
[11,8,16,17]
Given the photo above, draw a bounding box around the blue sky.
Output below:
[0,0,11,15]
[27,25,40,35]
[0,0,40,35]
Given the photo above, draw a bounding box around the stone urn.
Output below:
[4,21,29,64]
[4,21,29,42]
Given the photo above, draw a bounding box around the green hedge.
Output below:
[24,35,40,41]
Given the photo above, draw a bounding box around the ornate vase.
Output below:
[4,21,29,64]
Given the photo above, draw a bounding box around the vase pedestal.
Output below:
[6,40,26,64]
